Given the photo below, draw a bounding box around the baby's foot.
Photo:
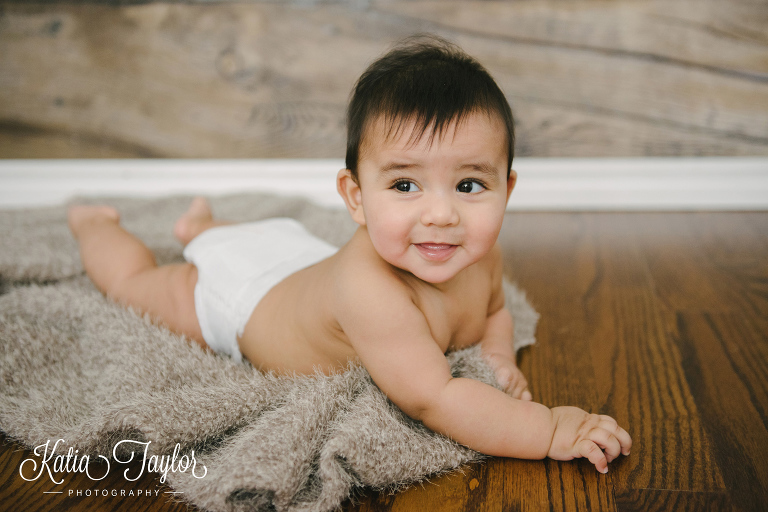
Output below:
[67,205,120,240]
[173,197,213,245]
[483,352,533,401]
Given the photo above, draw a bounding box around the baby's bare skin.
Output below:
[244,225,505,375]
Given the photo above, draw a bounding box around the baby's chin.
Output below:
[394,255,478,285]
[415,272,459,285]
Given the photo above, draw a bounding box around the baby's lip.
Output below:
[418,243,456,250]
[414,243,458,262]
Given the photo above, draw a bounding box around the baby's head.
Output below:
[338,35,517,284]
[345,34,515,181]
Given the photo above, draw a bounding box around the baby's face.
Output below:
[352,112,515,284]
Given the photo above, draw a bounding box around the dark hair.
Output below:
[345,34,515,180]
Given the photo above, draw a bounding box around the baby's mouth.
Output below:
[414,243,458,262]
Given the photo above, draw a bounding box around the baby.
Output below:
[68,36,631,473]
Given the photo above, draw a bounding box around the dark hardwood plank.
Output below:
[685,213,768,320]
[631,214,768,316]
[672,312,768,512]
[614,488,733,512]
[587,215,725,494]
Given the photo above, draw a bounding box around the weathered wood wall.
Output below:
[1,0,767,159]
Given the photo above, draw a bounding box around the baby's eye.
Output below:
[457,180,485,194]
[392,180,420,193]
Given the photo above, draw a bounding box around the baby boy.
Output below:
[69,36,631,473]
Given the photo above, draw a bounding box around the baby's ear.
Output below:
[506,169,518,202]
[337,169,366,226]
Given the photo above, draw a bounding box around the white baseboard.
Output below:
[1,157,766,211]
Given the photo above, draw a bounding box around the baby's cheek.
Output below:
[470,227,500,254]
[370,227,409,263]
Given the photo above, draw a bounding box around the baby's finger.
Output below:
[589,428,622,463]
[499,369,522,397]
[511,377,528,399]
[615,426,632,455]
[577,439,608,474]
[599,416,633,455]
[494,366,512,389]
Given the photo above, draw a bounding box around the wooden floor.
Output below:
[1,211,767,511]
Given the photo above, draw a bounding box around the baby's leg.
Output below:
[173,197,232,246]
[68,205,206,349]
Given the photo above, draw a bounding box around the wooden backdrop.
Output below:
[1,0,767,158]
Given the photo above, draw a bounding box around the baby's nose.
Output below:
[420,194,459,227]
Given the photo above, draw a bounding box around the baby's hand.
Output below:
[548,406,632,473]
[482,352,532,400]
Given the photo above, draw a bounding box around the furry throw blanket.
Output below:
[0,194,538,512]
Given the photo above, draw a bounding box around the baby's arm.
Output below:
[337,275,632,472]
[479,305,532,400]
[478,246,531,400]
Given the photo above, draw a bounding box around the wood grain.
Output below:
[1,1,767,158]
[1,212,767,511]
[672,312,768,512]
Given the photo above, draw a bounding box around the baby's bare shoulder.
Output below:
[331,241,413,317]
[336,250,411,303]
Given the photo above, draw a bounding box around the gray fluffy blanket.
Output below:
[0,194,538,512]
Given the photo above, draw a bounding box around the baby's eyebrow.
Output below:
[459,162,502,183]
[379,162,421,174]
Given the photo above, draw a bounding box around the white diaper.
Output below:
[182,218,338,362]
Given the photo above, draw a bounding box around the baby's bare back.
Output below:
[238,254,354,374]
[238,228,499,375]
